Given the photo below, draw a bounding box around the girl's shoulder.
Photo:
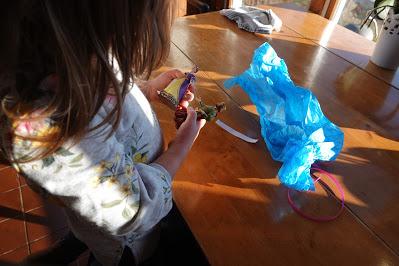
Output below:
[13,113,56,139]
[11,112,59,163]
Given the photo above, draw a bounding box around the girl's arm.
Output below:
[154,107,205,177]
[138,69,202,175]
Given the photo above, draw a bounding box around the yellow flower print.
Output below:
[91,176,101,188]
[95,165,105,174]
[96,160,113,173]
[107,176,118,187]
[13,137,23,146]
[95,161,106,173]
[36,124,60,138]
[93,155,136,190]
[133,153,148,164]
[104,160,114,168]
[120,184,132,196]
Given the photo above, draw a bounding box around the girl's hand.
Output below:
[141,69,195,104]
[175,107,206,143]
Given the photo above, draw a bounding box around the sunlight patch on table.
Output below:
[174,180,268,203]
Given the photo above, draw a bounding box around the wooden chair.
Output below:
[308,0,340,19]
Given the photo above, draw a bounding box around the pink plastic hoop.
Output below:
[287,167,345,222]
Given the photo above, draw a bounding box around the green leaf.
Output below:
[375,0,394,8]
[122,206,133,219]
[54,165,63,174]
[101,199,123,208]
[137,132,144,142]
[130,146,137,155]
[137,143,148,153]
[99,176,109,183]
[17,154,33,161]
[374,0,395,19]
[131,183,139,194]
[42,156,55,168]
[70,153,83,164]
[56,147,74,156]
[130,201,140,208]
[162,186,171,194]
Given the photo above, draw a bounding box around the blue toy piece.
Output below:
[224,43,344,191]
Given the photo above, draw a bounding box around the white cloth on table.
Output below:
[220,6,282,34]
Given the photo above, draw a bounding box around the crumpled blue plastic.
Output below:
[224,43,344,191]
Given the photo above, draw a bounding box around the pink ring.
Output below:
[287,167,345,222]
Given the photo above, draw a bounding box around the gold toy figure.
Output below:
[158,67,225,129]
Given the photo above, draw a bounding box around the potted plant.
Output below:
[362,0,399,70]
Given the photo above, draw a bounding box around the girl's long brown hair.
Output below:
[0,0,174,162]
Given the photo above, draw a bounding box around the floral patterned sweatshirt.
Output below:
[12,84,173,265]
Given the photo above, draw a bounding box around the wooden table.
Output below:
[152,7,399,266]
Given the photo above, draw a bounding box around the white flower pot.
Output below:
[370,8,399,70]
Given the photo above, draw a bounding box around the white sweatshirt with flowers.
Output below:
[12,84,173,265]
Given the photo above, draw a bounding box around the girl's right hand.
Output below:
[175,107,206,145]
[155,107,205,177]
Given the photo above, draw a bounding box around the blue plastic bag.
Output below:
[224,43,344,191]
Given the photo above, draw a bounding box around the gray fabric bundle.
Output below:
[220,6,282,34]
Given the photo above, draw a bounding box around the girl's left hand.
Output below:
[143,69,195,105]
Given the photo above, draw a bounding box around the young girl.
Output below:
[0,1,205,265]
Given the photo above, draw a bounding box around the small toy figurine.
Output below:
[158,66,225,129]
[158,66,198,109]
[175,101,226,129]
[196,101,226,122]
